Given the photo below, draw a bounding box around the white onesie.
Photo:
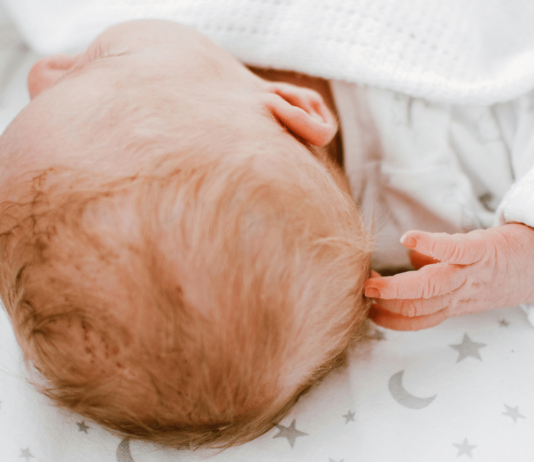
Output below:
[331,81,534,322]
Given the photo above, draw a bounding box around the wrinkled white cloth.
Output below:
[3,0,534,104]
[497,168,534,226]
[332,81,534,322]
[332,81,534,269]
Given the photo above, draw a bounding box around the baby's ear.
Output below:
[262,82,338,147]
[27,54,78,100]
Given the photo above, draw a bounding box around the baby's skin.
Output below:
[8,17,531,339]
[4,19,339,193]
[364,223,534,330]
[0,19,373,447]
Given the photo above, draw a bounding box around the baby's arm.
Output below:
[364,224,534,330]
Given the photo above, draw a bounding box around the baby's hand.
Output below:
[364,224,534,331]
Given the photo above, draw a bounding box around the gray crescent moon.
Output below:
[388,370,436,409]
[116,439,135,462]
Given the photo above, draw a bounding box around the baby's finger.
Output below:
[376,292,453,317]
[369,304,449,331]
[364,263,465,300]
[400,230,488,265]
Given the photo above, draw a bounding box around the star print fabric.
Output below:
[2,299,534,461]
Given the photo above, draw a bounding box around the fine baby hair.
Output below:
[0,20,372,447]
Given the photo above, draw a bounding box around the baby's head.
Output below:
[0,20,372,448]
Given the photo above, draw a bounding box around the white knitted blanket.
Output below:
[3,0,534,104]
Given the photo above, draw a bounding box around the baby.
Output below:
[3,17,534,450]
[0,20,372,448]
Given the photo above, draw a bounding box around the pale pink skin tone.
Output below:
[365,224,534,331]
[17,19,533,334]
[1,19,338,200]
[4,19,341,390]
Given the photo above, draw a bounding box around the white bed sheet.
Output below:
[1,14,534,462]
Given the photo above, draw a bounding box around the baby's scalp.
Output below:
[0,20,372,448]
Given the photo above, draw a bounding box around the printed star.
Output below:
[453,438,476,457]
[20,448,34,461]
[498,319,510,327]
[77,421,90,433]
[502,404,526,423]
[449,334,486,362]
[342,410,355,424]
[329,459,344,462]
[273,419,308,448]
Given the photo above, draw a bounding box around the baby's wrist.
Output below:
[497,223,534,305]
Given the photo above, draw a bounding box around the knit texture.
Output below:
[4,0,534,103]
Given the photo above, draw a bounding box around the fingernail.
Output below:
[400,235,417,249]
[365,288,381,298]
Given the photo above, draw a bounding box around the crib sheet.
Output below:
[2,12,534,462]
